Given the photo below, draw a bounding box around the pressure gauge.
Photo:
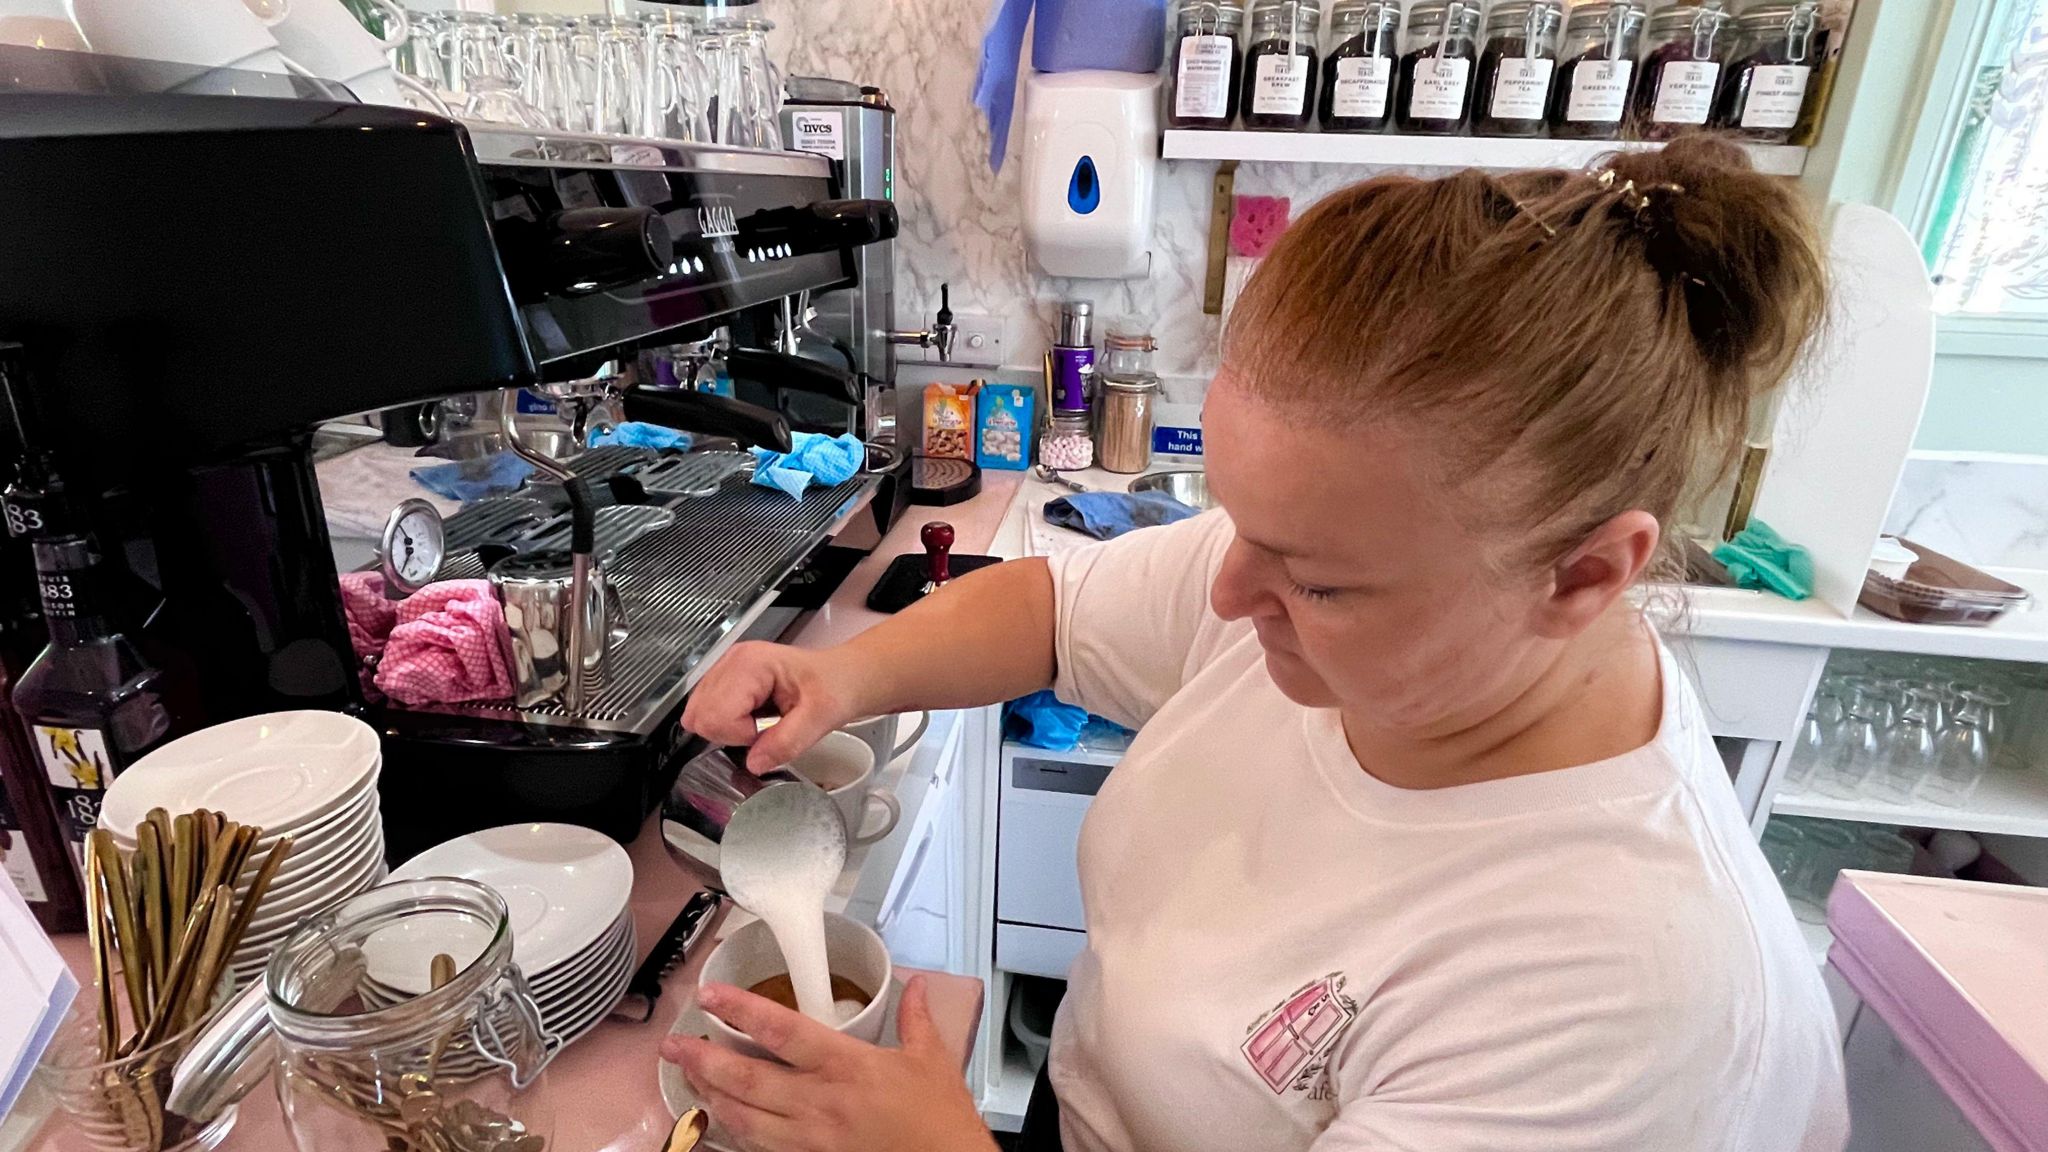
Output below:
[378,499,446,597]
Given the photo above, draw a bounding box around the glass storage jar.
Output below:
[1712,0,1818,143]
[1547,0,1645,140]
[1239,0,1321,130]
[1095,329,1160,474]
[268,879,560,1152]
[1471,0,1562,137]
[1318,0,1400,132]
[1395,0,1479,135]
[1631,3,1729,139]
[1169,0,1246,129]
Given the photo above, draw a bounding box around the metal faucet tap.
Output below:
[886,282,957,362]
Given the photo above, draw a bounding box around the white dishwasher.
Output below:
[995,742,1121,979]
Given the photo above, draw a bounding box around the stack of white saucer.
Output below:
[98,711,388,988]
[375,823,636,1053]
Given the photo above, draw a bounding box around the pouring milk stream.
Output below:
[719,780,858,1024]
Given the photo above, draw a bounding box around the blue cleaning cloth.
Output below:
[972,0,1034,172]
[1003,690,1089,751]
[973,0,1169,173]
[750,431,866,500]
[589,422,693,451]
[1034,0,1167,71]
[410,451,535,503]
[1044,491,1201,540]
[1712,519,1815,600]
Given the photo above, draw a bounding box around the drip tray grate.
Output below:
[413,470,878,733]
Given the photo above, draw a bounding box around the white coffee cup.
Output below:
[841,711,930,777]
[788,731,900,847]
[70,0,300,71]
[698,911,893,1059]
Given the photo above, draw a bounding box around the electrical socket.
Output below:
[911,312,1006,368]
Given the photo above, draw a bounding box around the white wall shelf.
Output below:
[1669,569,2048,665]
[1160,130,1809,176]
[1772,763,2048,839]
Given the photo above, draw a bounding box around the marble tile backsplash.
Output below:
[1884,456,2048,572]
[757,0,1444,381]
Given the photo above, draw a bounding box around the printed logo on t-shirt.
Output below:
[1240,973,1359,1097]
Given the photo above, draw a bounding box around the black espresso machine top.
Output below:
[0,48,898,853]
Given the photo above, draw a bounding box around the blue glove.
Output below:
[1043,491,1201,540]
[589,422,693,450]
[750,432,866,499]
[1003,690,1089,751]
[410,451,535,503]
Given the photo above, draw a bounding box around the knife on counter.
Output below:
[614,889,724,1023]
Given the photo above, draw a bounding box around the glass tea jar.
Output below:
[1318,0,1400,132]
[1471,0,1562,137]
[1169,0,1246,129]
[1632,3,1730,138]
[1713,0,1819,143]
[1547,0,1646,140]
[1239,0,1321,130]
[1095,328,1161,474]
[1395,0,1480,135]
[268,879,560,1152]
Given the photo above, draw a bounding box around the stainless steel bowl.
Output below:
[1128,469,1212,511]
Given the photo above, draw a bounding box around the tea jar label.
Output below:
[1332,56,1394,117]
[1489,57,1553,120]
[1251,52,1311,115]
[1652,60,1719,124]
[1565,58,1632,121]
[1407,55,1470,119]
[1742,63,1810,129]
[1176,35,1236,118]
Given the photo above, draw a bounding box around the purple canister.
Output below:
[1052,300,1096,412]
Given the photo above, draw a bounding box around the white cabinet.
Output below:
[995,744,1120,975]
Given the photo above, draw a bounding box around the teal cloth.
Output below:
[750,431,865,499]
[589,422,693,450]
[1713,520,1814,600]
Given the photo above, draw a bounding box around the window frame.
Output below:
[1888,0,2048,359]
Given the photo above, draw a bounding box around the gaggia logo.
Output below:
[697,206,738,239]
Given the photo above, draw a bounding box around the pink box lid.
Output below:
[1827,871,2048,1152]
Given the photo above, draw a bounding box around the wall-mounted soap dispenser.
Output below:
[1018,71,1161,279]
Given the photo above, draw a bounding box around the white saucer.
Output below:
[101,712,380,835]
[388,823,633,985]
[529,915,631,996]
[657,978,905,1149]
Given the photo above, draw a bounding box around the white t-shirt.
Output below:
[1043,511,1847,1152]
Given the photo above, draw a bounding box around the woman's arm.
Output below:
[681,557,1055,771]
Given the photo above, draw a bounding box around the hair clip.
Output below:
[1514,199,1560,238]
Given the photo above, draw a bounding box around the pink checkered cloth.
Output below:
[340,571,398,660]
[337,573,515,707]
[374,580,517,707]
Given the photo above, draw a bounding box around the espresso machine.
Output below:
[0,49,900,858]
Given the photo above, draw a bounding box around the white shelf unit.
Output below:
[1772,765,2048,839]
[1160,129,1809,175]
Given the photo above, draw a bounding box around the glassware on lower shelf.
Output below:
[1921,690,1997,807]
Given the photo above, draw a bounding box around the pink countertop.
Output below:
[788,476,1023,651]
[30,812,985,1152]
[1827,871,2048,1151]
